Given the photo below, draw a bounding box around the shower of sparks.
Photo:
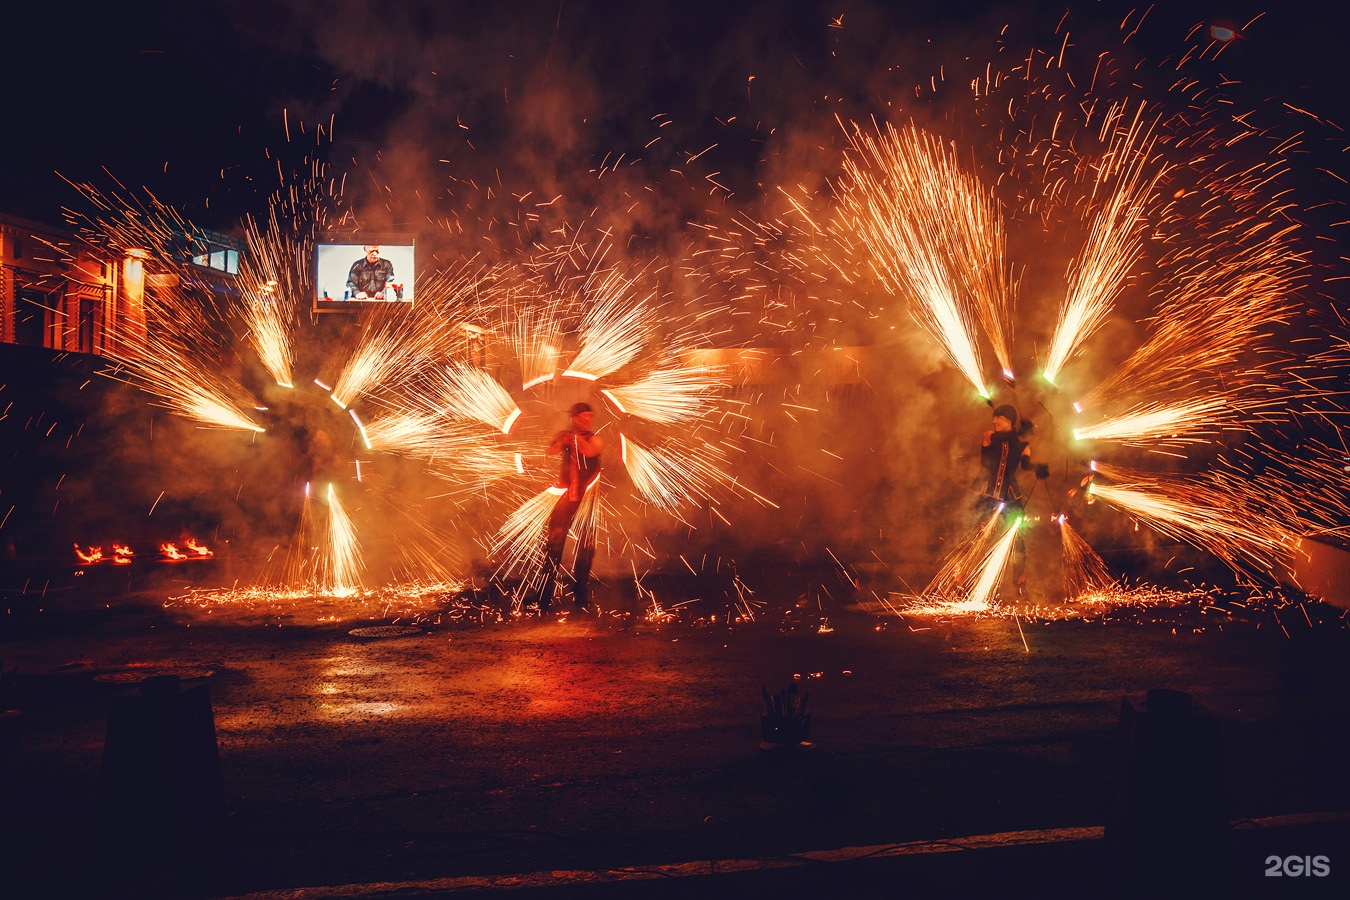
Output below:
[1058,516,1118,600]
[61,181,268,433]
[601,365,721,425]
[509,308,564,388]
[1072,398,1229,447]
[322,483,364,595]
[100,299,267,433]
[1087,475,1300,578]
[439,363,521,434]
[894,511,1020,616]
[1079,226,1302,414]
[245,295,294,390]
[1042,104,1165,385]
[964,515,1022,610]
[79,182,609,603]
[328,312,430,410]
[360,394,523,492]
[490,486,566,587]
[567,275,659,379]
[572,479,605,548]
[493,439,679,605]
[620,435,705,510]
[239,211,301,388]
[351,408,436,455]
[48,6,1347,628]
[836,121,1000,398]
[328,264,485,409]
[921,507,1003,600]
[623,434,777,518]
[153,373,267,433]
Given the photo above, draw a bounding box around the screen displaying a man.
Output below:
[347,245,398,300]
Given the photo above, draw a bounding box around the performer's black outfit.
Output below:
[980,430,1031,514]
[976,404,1040,596]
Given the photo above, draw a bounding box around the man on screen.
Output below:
[346,245,398,300]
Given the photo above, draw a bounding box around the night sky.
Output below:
[7,1,1349,231]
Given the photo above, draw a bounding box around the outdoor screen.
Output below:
[314,241,415,311]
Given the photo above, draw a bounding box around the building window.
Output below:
[192,246,240,275]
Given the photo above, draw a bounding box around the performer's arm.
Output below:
[575,431,603,457]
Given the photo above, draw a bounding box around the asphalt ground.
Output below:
[2,571,1349,899]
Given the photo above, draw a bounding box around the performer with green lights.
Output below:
[979,403,1049,595]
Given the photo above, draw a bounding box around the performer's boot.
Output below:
[537,549,562,612]
[573,543,595,609]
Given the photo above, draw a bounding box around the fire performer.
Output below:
[536,402,603,612]
[346,245,398,300]
[979,403,1049,594]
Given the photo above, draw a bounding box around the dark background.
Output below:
[7,1,1349,228]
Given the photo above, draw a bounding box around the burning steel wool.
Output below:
[57,163,775,622]
[815,10,1340,621]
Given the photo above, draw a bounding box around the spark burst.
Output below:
[1072,398,1229,448]
[1042,104,1165,385]
[1057,516,1117,601]
[1087,474,1299,579]
[322,484,364,595]
[964,516,1023,611]
[835,121,1013,397]
[849,7,1336,617]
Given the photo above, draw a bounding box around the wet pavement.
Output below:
[2,576,1349,898]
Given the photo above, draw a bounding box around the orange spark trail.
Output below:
[837,121,1004,398]
[1043,103,1165,385]
[1058,517,1117,600]
[1087,475,1299,578]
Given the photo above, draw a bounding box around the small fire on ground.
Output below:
[74,539,213,566]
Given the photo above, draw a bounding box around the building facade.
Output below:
[0,212,240,358]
